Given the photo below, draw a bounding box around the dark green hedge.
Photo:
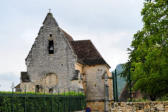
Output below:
[0,92,86,112]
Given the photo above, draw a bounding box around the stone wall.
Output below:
[82,65,113,112]
[83,65,112,101]
[87,101,105,112]
[19,73,58,92]
[111,101,168,112]
[19,82,35,92]
[26,18,77,91]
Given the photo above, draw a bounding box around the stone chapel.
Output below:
[15,12,113,110]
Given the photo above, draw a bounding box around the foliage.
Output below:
[128,98,150,102]
[122,0,168,100]
[0,91,84,96]
[0,92,85,112]
[157,96,168,101]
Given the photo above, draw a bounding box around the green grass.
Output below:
[0,91,85,96]
[157,96,168,101]
[129,98,150,102]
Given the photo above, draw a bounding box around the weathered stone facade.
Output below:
[111,101,168,112]
[26,24,76,91]
[75,64,113,111]
[15,12,113,111]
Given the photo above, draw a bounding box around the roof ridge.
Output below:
[72,39,91,42]
[59,28,74,41]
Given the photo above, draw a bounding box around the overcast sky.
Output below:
[0,0,144,91]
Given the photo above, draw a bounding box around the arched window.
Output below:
[48,40,54,54]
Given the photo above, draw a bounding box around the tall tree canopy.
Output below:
[124,0,168,100]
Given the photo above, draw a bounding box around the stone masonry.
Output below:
[111,101,168,112]
[15,12,113,111]
[25,13,77,92]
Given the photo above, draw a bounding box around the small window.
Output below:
[35,85,40,93]
[49,88,53,93]
[48,40,54,54]
[50,34,52,37]
[75,70,80,75]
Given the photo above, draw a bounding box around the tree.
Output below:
[123,0,168,100]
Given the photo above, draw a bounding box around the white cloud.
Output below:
[72,31,133,70]
[0,73,19,91]
[0,0,144,90]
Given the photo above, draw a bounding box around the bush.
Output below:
[0,91,86,112]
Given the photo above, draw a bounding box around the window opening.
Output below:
[35,85,40,93]
[49,88,53,93]
[48,40,54,54]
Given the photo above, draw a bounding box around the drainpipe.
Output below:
[115,69,118,102]
[104,72,109,112]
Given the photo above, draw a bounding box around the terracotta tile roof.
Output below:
[70,40,110,67]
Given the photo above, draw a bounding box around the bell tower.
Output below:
[24,12,77,92]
